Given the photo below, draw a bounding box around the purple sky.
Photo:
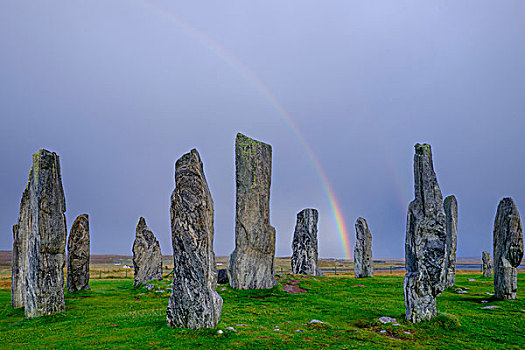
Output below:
[1,1,524,258]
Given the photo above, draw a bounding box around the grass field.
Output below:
[1,270,524,349]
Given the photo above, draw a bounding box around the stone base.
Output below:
[404,271,437,323]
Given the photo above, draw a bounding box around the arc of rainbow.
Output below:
[137,0,353,259]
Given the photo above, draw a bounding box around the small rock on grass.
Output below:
[378,317,397,324]
[481,306,499,310]
[468,279,475,281]
[309,319,324,324]
[481,300,488,303]
[379,330,386,333]
[217,330,223,334]
[226,327,237,332]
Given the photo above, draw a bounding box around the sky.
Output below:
[0,1,524,259]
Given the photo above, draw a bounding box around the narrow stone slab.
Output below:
[482,251,492,278]
[167,149,223,329]
[11,190,30,309]
[404,144,447,323]
[229,133,277,289]
[444,195,458,288]
[354,217,374,278]
[292,208,323,276]
[493,197,523,300]
[132,217,162,286]
[22,149,67,318]
[67,214,91,292]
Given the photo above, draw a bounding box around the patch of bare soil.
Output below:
[282,284,308,294]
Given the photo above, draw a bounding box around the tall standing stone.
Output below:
[493,198,523,300]
[18,149,67,318]
[482,251,493,278]
[132,217,162,286]
[404,144,447,323]
[67,214,90,292]
[354,217,374,278]
[167,149,222,329]
[228,133,277,290]
[291,208,323,276]
[11,189,30,309]
[444,195,458,288]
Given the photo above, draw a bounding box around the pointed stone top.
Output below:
[498,197,516,209]
[32,149,60,166]
[495,198,521,226]
[33,148,53,156]
[175,148,202,170]
[29,148,60,179]
[76,213,89,220]
[414,143,432,155]
[236,133,270,148]
[72,214,89,229]
[444,195,457,209]
[355,217,371,239]
[445,195,456,201]
[135,217,159,246]
[137,217,147,230]
[298,208,318,216]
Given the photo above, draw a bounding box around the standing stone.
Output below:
[482,251,493,278]
[217,269,229,285]
[132,217,162,286]
[354,217,374,278]
[11,190,30,309]
[291,208,323,276]
[18,150,67,318]
[404,144,448,323]
[444,195,458,288]
[167,149,222,329]
[228,133,277,290]
[493,198,523,300]
[67,214,90,292]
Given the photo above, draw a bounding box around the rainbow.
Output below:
[137,1,353,259]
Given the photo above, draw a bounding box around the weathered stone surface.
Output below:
[167,149,222,329]
[354,217,374,278]
[404,144,447,323]
[444,195,458,288]
[291,208,323,276]
[132,217,162,286]
[16,150,67,318]
[228,133,277,290]
[217,269,229,284]
[482,251,493,278]
[67,214,90,292]
[493,198,523,300]
[11,189,30,309]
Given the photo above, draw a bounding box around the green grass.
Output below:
[0,273,524,349]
